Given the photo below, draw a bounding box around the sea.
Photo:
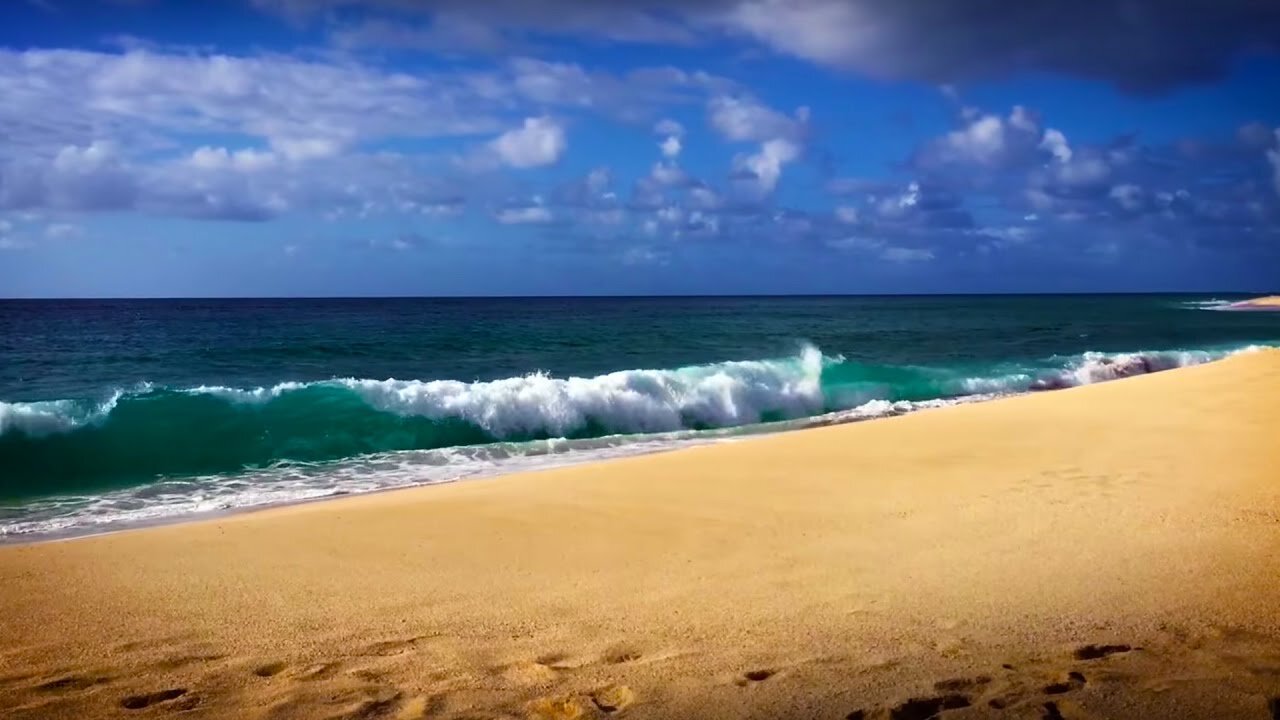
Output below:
[2,294,1276,541]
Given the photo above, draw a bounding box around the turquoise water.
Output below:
[1,295,1276,539]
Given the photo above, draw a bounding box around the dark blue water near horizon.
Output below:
[1,293,1277,539]
[4,293,1276,401]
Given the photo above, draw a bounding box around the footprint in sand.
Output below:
[36,675,111,692]
[603,645,643,665]
[848,691,974,720]
[525,696,585,720]
[1040,701,1067,719]
[933,675,991,693]
[1043,671,1086,695]
[590,685,635,714]
[358,636,427,657]
[735,669,775,686]
[1073,643,1132,661]
[500,660,560,686]
[887,693,971,720]
[120,688,188,710]
[253,661,287,678]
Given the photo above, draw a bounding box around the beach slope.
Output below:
[2,350,1279,720]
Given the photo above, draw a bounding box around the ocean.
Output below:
[1,294,1276,541]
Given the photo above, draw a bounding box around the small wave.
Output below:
[1028,347,1260,390]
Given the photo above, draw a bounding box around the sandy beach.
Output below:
[1,350,1278,720]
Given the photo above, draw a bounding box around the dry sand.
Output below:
[1231,295,1280,309]
[2,350,1279,720]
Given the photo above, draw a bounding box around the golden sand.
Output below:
[2,351,1279,720]
[1232,295,1280,309]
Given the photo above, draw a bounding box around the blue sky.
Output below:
[0,0,1278,296]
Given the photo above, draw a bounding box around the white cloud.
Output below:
[971,226,1033,246]
[488,116,567,168]
[654,118,685,137]
[44,222,81,239]
[1268,128,1280,197]
[880,246,935,262]
[829,234,934,262]
[660,135,682,158]
[270,137,342,162]
[1,140,138,212]
[585,167,611,194]
[656,205,684,225]
[1039,128,1072,163]
[0,219,19,250]
[495,204,553,224]
[189,146,278,172]
[650,161,686,185]
[735,137,800,192]
[688,185,721,209]
[1109,183,1145,211]
[622,245,669,265]
[1053,153,1111,188]
[936,106,1042,166]
[834,205,860,223]
[0,49,502,158]
[722,0,867,71]
[708,95,805,142]
[876,181,921,218]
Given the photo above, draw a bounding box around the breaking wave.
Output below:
[0,342,1265,538]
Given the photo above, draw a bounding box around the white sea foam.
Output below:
[339,343,830,436]
[0,391,125,437]
[1177,299,1235,311]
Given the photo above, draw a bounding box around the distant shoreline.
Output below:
[1227,295,1280,310]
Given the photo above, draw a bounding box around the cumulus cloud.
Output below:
[733,138,800,193]
[829,235,934,262]
[918,105,1043,168]
[494,202,554,224]
[487,116,567,168]
[44,222,82,239]
[189,146,278,172]
[654,118,685,137]
[621,245,670,265]
[708,95,807,142]
[1109,183,1145,212]
[1,141,138,212]
[0,49,505,157]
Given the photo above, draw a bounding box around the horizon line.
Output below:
[0,290,1274,302]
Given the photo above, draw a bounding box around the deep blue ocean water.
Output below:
[2,294,1276,539]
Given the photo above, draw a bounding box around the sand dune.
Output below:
[2,350,1279,720]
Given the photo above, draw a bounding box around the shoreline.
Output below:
[3,350,1279,719]
[1227,294,1280,310]
[4,392,1015,545]
[0,343,1266,545]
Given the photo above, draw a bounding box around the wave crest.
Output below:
[0,343,1265,504]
